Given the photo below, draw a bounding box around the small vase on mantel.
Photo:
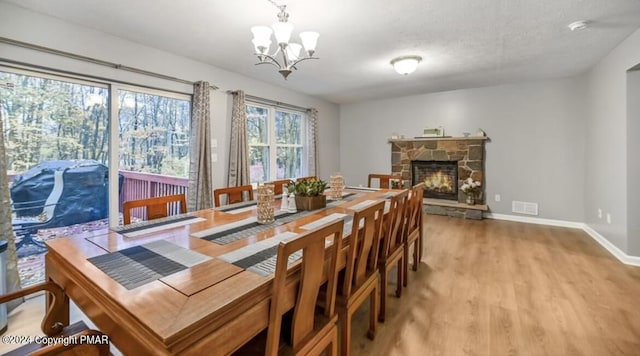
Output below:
[466,195,475,205]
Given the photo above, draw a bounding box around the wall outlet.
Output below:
[212,153,218,162]
[211,139,218,148]
[495,194,501,202]
[598,209,602,219]
[606,213,611,224]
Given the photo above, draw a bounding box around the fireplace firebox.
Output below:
[411,160,458,200]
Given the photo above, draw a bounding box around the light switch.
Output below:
[212,153,218,162]
[211,139,218,148]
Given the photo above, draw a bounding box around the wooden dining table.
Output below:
[44,187,398,355]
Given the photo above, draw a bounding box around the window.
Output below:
[247,103,306,184]
[117,89,191,177]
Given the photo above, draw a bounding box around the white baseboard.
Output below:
[484,213,640,267]
[582,225,640,267]
[483,213,584,229]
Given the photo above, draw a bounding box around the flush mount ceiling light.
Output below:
[568,20,588,31]
[390,55,422,75]
[251,0,319,79]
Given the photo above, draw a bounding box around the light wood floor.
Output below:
[349,214,640,356]
[4,215,640,355]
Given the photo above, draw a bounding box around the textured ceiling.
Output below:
[5,0,640,103]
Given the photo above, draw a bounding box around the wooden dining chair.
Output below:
[0,281,110,356]
[267,179,293,195]
[122,193,186,225]
[214,184,254,207]
[233,220,344,356]
[377,189,409,322]
[269,219,343,355]
[338,200,386,356]
[403,182,425,287]
[367,174,402,189]
[296,176,318,182]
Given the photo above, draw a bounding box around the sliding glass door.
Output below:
[1,68,110,286]
[1,68,192,286]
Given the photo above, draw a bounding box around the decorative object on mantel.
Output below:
[475,128,486,137]
[460,178,482,205]
[422,126,444,137]
[251,0,320,79]
[462,132,471,137]
[293,177,328,210]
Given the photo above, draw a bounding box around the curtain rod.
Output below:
[227,90,310,112]
[0,36,219,90]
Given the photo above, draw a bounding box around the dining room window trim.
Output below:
[246,101,308,185]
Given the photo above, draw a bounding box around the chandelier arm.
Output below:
[286,56,319,70]
[255,53,283,69]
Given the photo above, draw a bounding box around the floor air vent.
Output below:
[512,201,538,215]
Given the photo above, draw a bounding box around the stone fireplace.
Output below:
[412,160,458,200]
[389,136,488,219]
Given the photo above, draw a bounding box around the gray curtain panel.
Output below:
[227,91,250,186]
[187,81,213,211]
[306,108,319,177]
[0,109,23,309]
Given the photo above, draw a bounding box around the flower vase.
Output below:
[466,195,475,205]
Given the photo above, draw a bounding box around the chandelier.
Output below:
[251,0,319,79]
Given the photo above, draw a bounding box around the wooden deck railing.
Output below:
[119,170,188,219]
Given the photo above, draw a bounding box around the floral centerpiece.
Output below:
[292,178,328,210]
[460,177,481,205]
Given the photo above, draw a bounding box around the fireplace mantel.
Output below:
[388,136,489,143]
[389,136,488,219]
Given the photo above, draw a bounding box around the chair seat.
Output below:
[233,313,338,356]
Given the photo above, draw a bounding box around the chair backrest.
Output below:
[296,176,318,182]
[381,189,409,258]
[368,174,402,189]
[267,179,292,195]
[265,219,344,355]
[405,183,424,237]
[343,200,385,299]
[122,194,186,225]
[213,184,254,207]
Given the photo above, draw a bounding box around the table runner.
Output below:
[88,240,211,290]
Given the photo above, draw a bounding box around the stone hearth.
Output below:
[389,136,488,219]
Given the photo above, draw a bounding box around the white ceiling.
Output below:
[5,0,640,104]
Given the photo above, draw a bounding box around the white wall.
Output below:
[626,69,640,256]
[0,2,340,188]
[585,28,640,255]
[340,77,587,221]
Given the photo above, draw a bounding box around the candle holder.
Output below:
[256,183,275,224]
[329,174,344,200]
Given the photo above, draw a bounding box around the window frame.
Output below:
[246,101,307,185]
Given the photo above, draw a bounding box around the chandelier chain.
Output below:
[266,0,286,12]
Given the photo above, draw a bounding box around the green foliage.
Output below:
[293,178,328,197]
[1,71,191,178]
